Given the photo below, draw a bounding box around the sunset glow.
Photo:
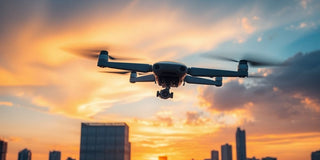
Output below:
[1,1,320,160]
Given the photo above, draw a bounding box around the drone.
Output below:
[68,48,280,99]
[93,50,283,99]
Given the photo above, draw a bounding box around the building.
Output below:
[159,156,167,160]
[312,150,320,160]
[247,157,259,160]
[211,150,219,160]
[66,157,75,160]
[221,143,232,160]
[49,151,61,160]
[261,157,276,160]
[18,148,32,160]
[80,122,131,160]
[0,140,7,160]
[236,127,246,160]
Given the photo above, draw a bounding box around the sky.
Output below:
[0,0,320,160]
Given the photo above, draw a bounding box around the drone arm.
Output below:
[188,67,247,77]
[184,75,222,86]
[130,74,155,83]
[97,51,152,72]
[98,61,153,72]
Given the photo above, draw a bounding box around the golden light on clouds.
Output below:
[1,1,320,160]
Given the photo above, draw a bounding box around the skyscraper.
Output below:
[0,140,7,160]
[18,148,31,160]
[49,151,61,160]
[236,127,246,160]
[80,122,131,160]
[311,150,320,160]
[221,143,232,160]
[211,150,219,160]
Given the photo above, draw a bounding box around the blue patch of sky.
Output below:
[285,27,320,54]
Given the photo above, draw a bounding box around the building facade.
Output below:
[211,150,219,160]
[312,150,320,160]
[236,127,246,160]
[221,143,232,160]
[0,140,7,160]
[80,122,131,160]
[49,151,61,160]
[18,148,31,160]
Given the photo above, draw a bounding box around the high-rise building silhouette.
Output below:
[80,122,131,160]
[49,151,61,160]
[221,143,232,160]
[236,127,246,160]
[261,157,276,160]
[158,156,167,160]
[0,140,7,160]
[311,150,320,160]
[211,150,219,160]
[18,148,31,160]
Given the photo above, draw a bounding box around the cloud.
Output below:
[257,36,262,42]
[184,111,209,126]
[300,0,311,9]
[1,0,274,120]
[198,51,320,133]
[0,101,13,107]
[241,17,256,34]
[286,22,317,30]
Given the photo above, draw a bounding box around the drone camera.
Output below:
[157,88,173,99]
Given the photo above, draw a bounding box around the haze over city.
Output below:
[0,0,320,160]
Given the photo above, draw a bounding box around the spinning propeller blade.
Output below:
[205,54,283,67]
[248,74,265,78]
[62,43,141,61]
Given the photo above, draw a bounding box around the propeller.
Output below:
[248,74,265,78]
[205,54,283,67]
[61,43,140,61]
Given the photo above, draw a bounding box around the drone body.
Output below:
[97,50,250,99]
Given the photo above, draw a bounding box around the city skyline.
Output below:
[1,0,320,160]
[0,126,319,160]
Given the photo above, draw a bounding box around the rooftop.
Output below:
[82,122,128,127]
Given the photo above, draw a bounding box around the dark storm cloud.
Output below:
[199,51,320,133]
[270,51,320,102]
[201,50,320,110]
